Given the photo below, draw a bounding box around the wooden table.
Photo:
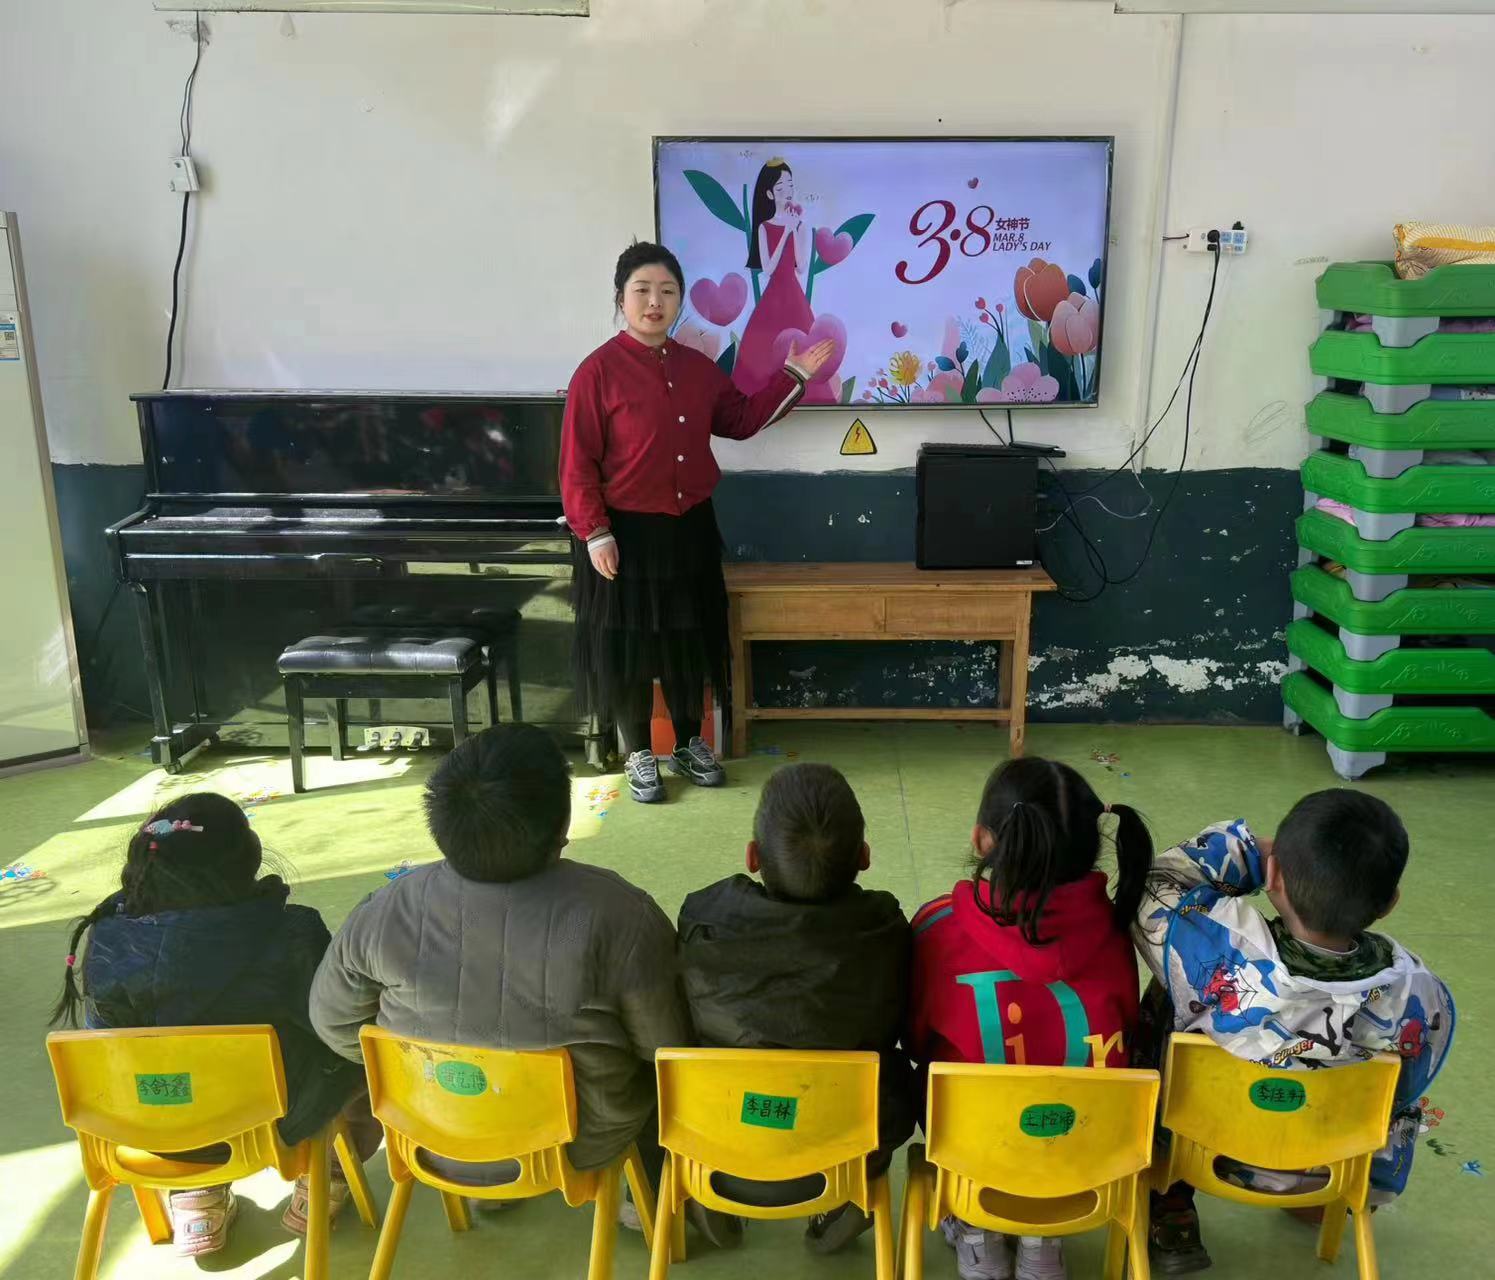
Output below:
[724,563,1055,759]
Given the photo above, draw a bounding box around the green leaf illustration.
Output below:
[840,376,857,405]
[685,169,746,231]
[961,363,982,403]
[983,338,1011,388]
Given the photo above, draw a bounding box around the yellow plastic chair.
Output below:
[1154,1033,1401,1280]
[649,1047,895,1280]
[898,1062,1161,1280]
[359,1026,661,1280]
[46,1024,379,1280]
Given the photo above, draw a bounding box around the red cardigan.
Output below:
[559,332,804,543]
[909,873,1140,1071]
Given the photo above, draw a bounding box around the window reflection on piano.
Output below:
[154,397,562,499]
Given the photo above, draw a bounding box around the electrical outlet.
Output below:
[169,156,200,193]
[1185,224,1249,255]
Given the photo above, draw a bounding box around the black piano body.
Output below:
[110,390,597,772]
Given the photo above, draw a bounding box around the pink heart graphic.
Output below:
[968,177,980,189]
[813,227,854,267]
[770,314,848,403]
[891,321,909,338]
[688,273,747,328]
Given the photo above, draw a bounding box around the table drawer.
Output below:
[738,590,886,636]
[884,592,1019,637]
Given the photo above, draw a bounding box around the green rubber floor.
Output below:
[1,723,1488,1279]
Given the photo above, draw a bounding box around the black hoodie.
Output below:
[677,874,915,1163]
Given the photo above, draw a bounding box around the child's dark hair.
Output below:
[973,756,1152,945]
[613,240,684,307]
[753,763,864,903]
[51,792,262,1028]
[1273,789,1408,936]
[424,724,571,885]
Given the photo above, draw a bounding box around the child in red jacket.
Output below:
[908,757,1153,1280]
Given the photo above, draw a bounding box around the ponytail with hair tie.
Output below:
[971,756,1154,945]
[49,893,123,1028]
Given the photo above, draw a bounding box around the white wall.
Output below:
[2,1,1493,473]
[1143,12,1495,472]
[1,0,1175,468]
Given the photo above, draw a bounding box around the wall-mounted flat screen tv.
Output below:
[655,136,1113,410]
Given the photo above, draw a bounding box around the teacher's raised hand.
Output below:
[786,338,836,381]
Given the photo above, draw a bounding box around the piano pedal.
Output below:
[359,727,427,753]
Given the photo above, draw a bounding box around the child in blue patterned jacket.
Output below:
[1132,789,1453,1274]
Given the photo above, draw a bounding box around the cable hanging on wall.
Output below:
[982,248,1223,603]
[162,11,204,390]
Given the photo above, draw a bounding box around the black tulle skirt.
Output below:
[571,501,728,727]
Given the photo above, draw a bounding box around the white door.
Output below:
[0,216,86,767]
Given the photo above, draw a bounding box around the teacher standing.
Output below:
[560,242,834,804]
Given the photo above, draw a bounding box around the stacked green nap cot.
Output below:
[1285,262,1495,779]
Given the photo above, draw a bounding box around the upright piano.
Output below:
[109,391,592,771]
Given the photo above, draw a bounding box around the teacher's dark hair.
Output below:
[613,241,685,310]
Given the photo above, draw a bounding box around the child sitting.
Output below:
[677,763,914,1254]
[1134,790,1454,1274]
[311,724,729,1230]
[51,793,373,1257]
[908,757,1153,1280]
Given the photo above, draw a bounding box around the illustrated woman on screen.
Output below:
[733,159,815,394]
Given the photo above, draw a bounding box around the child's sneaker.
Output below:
[626,750,665,803]
[280,1170,351,1235]
[1149,1205,1212,1274]
[169,1185,238,1257]
[667,737,726,788]
[1015,1235,1067,1280]
[805,1203,873,1253]
[941,1215,1014,1280]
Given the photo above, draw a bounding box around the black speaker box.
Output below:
[916,444,1039,570]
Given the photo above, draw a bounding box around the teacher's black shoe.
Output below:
[668,737,726,788]
[625,749,666,804]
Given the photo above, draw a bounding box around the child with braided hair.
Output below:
[51,793,377,1256]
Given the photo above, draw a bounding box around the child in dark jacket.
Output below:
[51,793,372,1258]
[677,762,915,1256]
[908,757,1153,1280]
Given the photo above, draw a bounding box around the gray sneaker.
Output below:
[625,749,665,803]
[667,736,726,788]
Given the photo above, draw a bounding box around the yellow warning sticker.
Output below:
[840,418,876,456]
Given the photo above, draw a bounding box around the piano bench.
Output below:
[276,632,498,794]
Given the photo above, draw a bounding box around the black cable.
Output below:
[1103,248,1221,586]
[1037,248,1222,601]
[162,192,192,390]
[163,12,203,390]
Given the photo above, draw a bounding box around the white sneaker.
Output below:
[942,1215,1014,1280]
[1015,1235,1067,1280]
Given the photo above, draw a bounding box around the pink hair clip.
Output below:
[65,954,76,968]
[142,819,204,839]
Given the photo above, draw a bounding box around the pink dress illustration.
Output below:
[732,224,814,395]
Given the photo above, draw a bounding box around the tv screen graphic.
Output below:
[655,136,1113,410]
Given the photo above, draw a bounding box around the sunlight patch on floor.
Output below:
[0,1141,82,1273]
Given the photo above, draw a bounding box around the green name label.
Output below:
[1019,1104,1077,1138]
[135,1073,193,1106]
[435,1061,488,1096]
[1249,1078,1307,1113]
[741,1092,797,1130]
